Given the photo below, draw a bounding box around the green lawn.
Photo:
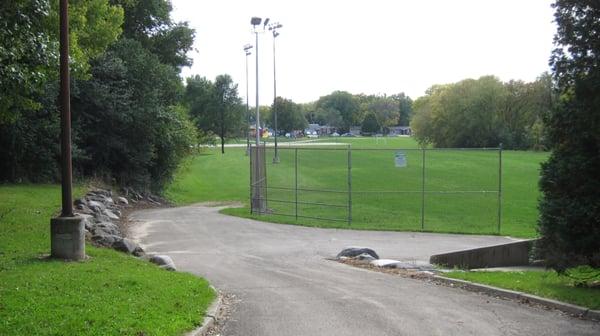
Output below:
[166,137,547,238]
[0,185,215,336]
[445,270,600,310]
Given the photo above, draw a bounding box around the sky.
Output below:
[170,0,556,104]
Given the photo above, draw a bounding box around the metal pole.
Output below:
[272,32,280,163]
[59,0,73,217]
[295,148,298,219]
[497,143,503,234]
[245,51,250,155]
[421,146,425,231]
[255,31,260,146]
[348,146,352,225]
[249,146,253,214]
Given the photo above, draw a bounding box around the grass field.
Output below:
[167,137,547,238]
[445,270,600,310]
[0,185,215,336]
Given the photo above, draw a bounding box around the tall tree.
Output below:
[214,74,243,153]
[391,93,413,126]
[271,97,307,133]
[315,91,359,132]
[536,0,600,271]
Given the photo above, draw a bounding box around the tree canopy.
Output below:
[536,0,600,271]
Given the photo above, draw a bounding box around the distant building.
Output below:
[388,126,412,136]
[305,123,337,136]
[349,126,361,136]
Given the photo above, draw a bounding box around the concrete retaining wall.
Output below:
[429,239,536,269]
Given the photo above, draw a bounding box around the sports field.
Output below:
[167,137,547,238]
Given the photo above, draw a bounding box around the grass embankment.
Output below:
[167,137,547,238]
[0,185,215,336]
[445,270,600,310]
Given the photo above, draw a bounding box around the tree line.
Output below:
[0,0,197,191]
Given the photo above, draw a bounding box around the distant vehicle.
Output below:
[307,133,318,138]
[341,133,355,137]
[332,132,340,137]
[285,132,291,138]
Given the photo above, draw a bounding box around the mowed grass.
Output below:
[445,270,600,310]
[167,137,547,238]
[0,185,215,336]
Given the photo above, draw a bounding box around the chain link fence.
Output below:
[250,144,502,234]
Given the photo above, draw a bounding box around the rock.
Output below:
[356,253,376,261]
[370,259,402,268]
[87,200,106,212]
[94,222,120,235]
[75,204,93,214]
[116,196,129,205]
[133,245,145,257]
[103,209,119,220]
[93,212,110,223]
[74,198,87,206]
[149,255,176,271]
[77,214,96,231]
[336,247,379,260]
[112,238,138,254]
[91,233,120,247]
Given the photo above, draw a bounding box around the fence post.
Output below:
[295,148,298,219]
[497,143,503,234]
[421,146,425,231]
[347,146,352,226]
[249,146,253,215]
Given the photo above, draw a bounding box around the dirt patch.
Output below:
[335,258,435,280]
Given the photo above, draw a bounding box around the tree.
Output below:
[315,91,359,132]
[391,93,413,126]
[111,0,195,68]
[361,112,380,134]
[536,0,600,271]
[185,75,243,154]
[271,97,307,133]
[72,38,195,190]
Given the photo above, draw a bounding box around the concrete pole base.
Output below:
[51,215,85,260]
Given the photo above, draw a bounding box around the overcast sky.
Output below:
[171,0,556,104]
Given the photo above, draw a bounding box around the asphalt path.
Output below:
[131,204,599,336]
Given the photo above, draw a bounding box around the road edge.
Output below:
[186,286,223,336]
[433,275,600,321]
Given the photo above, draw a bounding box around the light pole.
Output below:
[269,22,282,164]
[251,17,269,146]
[244,44,253,155]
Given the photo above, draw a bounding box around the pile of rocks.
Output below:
[336,247,435,272]
[74,188,176,270]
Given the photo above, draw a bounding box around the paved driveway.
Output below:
[131,204,599,336]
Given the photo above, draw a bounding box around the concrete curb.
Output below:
[433,275,600,321]
[186,286,223,336]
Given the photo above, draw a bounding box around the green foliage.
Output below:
[271,97,307,133]
[392,92,413,126]
[0,184,215,335]
[46,0,124,77]
[564,266,600,288]
[0,0,53,123]
[361,112,380,134]
[316,91,360,132]
[185,75,244,153]
[72,38,195,191]
[113,0,195,68]
[536,0,600,271]
[411,75,554,149]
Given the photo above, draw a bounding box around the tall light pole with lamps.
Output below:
[243,44,253,155]
[269,22,283,163]
[250,17,269,146]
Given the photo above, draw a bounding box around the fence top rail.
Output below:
[260,146,501,151]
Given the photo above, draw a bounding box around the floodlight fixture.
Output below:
[263,18,270,27]
[244,44,253,51]
[251,17,261,26]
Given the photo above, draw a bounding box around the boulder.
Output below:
[356,253,377,261]
[91,233,120,247]
[116,196,129,205]
[103,209,119,220]
[74,198,87,206]
[93,212,110,223]
[78,214,96,231]
[87,200,106,212]
[336,247,379,260]
[149,255,176,271]
[370,259,401,268]
[133,245,145,257]
[94,222,120,235]
[112,238,138,254]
